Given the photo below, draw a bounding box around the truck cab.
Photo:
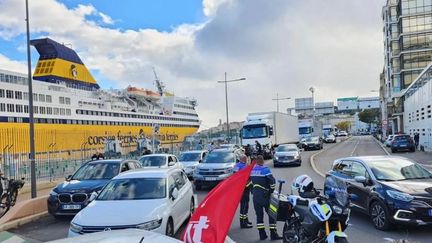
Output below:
[241,120,273,157]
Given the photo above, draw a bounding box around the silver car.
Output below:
[178,150,208,178]
[273,144,302,167]
[193,148,239,190]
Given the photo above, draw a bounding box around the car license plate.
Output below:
[63,205,81,210]
[400,145,407,147]
[428,209,432,217]
[205,177,218,181]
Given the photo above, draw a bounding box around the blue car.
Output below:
[324,156,432,230]
[47,159,141,217]
[391,134,415,153]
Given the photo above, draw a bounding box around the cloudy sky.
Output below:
[0,0,385,128]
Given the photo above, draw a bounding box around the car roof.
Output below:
[336,155,413,165]
[181,150,207,153]
[113,167,182,179]
[278,144,297,147]
[211,148,235,152]
[140,153,175,158]
[85,159,124,164]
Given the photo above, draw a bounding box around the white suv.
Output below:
[68,168,196,238]
[139,154,183,170]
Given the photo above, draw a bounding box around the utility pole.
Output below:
[272,93,291,113]
[309,87,315,118]
[25,0,37,198]
[217,73,246,142]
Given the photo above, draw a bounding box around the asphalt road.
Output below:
[8,136,432,242]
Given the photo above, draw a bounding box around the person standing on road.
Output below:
[250,155,282,240]
[255,140,262,156]
[234,154,253,229]
[414,132,420,150]
[91,150,105,160]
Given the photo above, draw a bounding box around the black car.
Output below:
[391,134,415,153]
[302,136,323,150]
[47,159,141,217]
[324,156,432,230]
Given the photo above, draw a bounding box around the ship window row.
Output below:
[78,101,103,107]
[0,89,53,103]
[59,96,71,105]
[173,111,199,117]
[0,116,200,128]
[0,103,71,116]
[174,104,194,110]
[0,73,28,85]
[76,109,200,123]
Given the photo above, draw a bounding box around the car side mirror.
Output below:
[198,159,202,163]
[354,176,367,185]
[170,188,179,200]
[65,175,72,181]
[89,191,98,202]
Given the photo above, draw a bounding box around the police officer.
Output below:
[234,154,253,229]
[250,155,282,240]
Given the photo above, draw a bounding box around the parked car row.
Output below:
[384,134,416,153]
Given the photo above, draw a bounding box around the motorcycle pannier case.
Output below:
[269,193,293,221]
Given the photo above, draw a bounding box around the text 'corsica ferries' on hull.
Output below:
[0,38,200,157]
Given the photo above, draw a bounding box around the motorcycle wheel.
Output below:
[0,194,10,218]
[282,220,299,243]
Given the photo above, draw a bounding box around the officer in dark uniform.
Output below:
[250,155,282,240]
[233,154,253,229]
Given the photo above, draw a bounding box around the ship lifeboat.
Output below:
[127,86,161,101]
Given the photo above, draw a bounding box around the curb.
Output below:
[19,180,61,195]
[0,211,48,232]
[373,136,390,155]
[310,137,352,178]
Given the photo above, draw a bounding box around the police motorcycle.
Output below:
[0,175,25,218]
[269,175,356,243]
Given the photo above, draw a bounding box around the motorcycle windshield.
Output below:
[324,176,349,207]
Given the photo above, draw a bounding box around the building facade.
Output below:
[382,0,432,135]
[337,97,358,112]
[295,97,314,116]
[358,97,380,110]
[315,102,335,115]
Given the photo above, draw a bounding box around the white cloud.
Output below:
[0,0,386,127]
[99,12,114,25]
[0,54,27,73]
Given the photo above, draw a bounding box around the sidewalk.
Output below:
[378,140,432,168]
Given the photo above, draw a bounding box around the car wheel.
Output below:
[166,217,174,237]
[189,198,195,217]
[369,201,391,231]
[297,161,302,167]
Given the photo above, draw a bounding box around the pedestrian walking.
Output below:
[414,132,420,150]
[250,155,282,240]
[234,154,253,229]
[255,140,262,156]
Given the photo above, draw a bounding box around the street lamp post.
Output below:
[217,72,246,141]
[272,93,291,113]
[309,87,315,117]
[25,0,37,198]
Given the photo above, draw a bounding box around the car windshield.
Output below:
[276,146,297,152]
[220,144,234,149]
[306,137,318,142]
[394,135,410,141]
[242,125,267,139]
[72,162,119,180]
[97,178,166,200]
[299,127,312,135]
[369,159,432,181]
[179,152,201,162]
[139,156,166,167]
[203,152,235,163]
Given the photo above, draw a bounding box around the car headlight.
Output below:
[386,190,414,202]
[294,155,300,159]
[50,190,58,197]
[274,156,279,160]
[137,219,163,231]
[332,205,343,214]
[70,222,82,233]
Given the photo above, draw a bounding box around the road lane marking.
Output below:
[310,137,353,178]
[350,140,360,156]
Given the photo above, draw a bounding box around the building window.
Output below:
[6,90,13,98]
[47,107,52,114]
[15,91,22,100]
[60,108,65,115]
[33,94,38,102]
[0,89,4,98]
[65,97,70,105]
[39,94,45,102]
[24,105,29,113]
[0,103,5,112]
[59,97,65,104]
[66,109,71,116]
[23,92,28,100]
[46,95,52,103]
[16,104,23,113]
[54,108,59,115]
[7,104,14,112]
[34,106,39,114]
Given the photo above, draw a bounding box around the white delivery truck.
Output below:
[241,112,299,158]
[298,118,323,140]
[322,124,335,136]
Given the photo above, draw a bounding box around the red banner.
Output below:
[183,162,255,243]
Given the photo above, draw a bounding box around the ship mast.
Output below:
[152,67,165,96]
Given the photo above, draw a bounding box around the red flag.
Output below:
[183,162,255,243]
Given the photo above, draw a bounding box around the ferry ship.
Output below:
[0,38,200,157]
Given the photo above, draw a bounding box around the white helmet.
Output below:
[292,175,314,193]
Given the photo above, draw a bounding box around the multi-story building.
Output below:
[315,102,335,116]
[337,97,358,112]
[295,97,314,116]
[358,97,380,110]
[382,0,432,135]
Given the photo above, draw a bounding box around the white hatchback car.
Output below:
[139,154,183,169]
[68,168,196,238]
